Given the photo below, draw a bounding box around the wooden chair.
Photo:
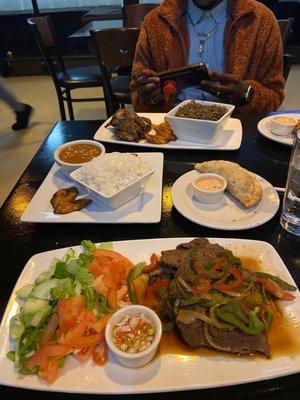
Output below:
[278,18,294,49]
[277,19,294,81]
[28,16,104,120]
[91,28,140,117]
[123,3,159,28]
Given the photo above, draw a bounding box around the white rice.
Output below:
[73,152,153,196]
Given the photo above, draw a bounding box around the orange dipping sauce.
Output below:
[59,143,101,164]
[272,116,297,126]
[195,177,224,191]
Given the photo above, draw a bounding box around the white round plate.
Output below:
[171,170,280,230]
[257,114,299,146]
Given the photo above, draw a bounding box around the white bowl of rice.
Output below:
[70,152,154,209]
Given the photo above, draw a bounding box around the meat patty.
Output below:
[106,109,151,142]
[176,318,270,357]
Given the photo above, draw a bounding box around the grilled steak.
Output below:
[106,109,151,142]
[176,318,270,357]
[160,238,225,276]
[160,238,271,357]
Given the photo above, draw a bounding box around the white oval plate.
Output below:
[257,114,299,146]
[0,238,299,394]
[171,170,280,230]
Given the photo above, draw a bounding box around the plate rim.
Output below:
[171,170,280,230]
[257,114,298,146]
[21,152,164,224]
[0,237,299,394]
[94,113,243,151]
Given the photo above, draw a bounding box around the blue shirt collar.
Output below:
[187,0,228,24]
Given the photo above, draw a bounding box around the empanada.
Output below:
[194,160,262,208]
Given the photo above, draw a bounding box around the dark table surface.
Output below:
[0,115,299,400]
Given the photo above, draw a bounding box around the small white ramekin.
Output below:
[54,139,106,174]
[105,305,162,368]
[192,173,227,204]
[270,116,297,136]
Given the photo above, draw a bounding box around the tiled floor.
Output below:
[0,66,299,207]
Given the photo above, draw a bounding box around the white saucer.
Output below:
[171,170,280,230]
[257,114,299,146]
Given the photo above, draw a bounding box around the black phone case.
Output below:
[157,63,209,89]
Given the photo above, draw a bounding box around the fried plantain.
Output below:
[53,199,91,214]
[146,121,176,144]
[51,187,90,214]
[50,187,78,208]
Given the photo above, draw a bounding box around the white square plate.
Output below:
[0,238,299,394]
[94,113,242,150]
[21,152,163,224]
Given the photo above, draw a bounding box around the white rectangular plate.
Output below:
[0,237,299,394]
[21,152,163,224]
[94,113,242,150]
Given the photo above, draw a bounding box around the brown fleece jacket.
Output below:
[131,0,284,114]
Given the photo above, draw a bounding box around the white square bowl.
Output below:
[165,100,235,144]
[70,166,154,210]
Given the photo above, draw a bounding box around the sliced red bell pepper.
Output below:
[214,267,243,293]
[258,278,296,301]
[143,253,160,273]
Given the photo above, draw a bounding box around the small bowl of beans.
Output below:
[54,139,105,175]
[105,305,162,368]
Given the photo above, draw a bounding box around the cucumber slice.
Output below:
[35,264,56,285]
[74,280,82,295]
[31,279,59,300]
[30,306,52,328]
[9,315,25,340]
[21,298,50,326]
[16,284,34,300]
[66,259,79,275]
[14,341,20,370]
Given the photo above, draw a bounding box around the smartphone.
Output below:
[157,63,209,89]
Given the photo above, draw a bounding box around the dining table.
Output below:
[0,112,299,400]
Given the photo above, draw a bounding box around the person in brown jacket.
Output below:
[131,0,285,115]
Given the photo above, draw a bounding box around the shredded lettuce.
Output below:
[53,261,69,279]
[81,240,97,253]
[82,286,98,309]
[51,278,75,300]
[94,297,118,318]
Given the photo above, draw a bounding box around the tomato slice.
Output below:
[73,346,95,363]
[57,295,86,335]
[93,313,112,334]
[40,313,59,346]
[38,357,60,384]
[25,344,73,373]
[90,249,133,279]
[64,310,103,349]
[93,341,107,366]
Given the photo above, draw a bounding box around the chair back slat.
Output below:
[27,16,65,75]
[91,28,140,67]
[91,27,140,116]
[277,18,294,49]
[123,3,158,28]
[31,16,56,47]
